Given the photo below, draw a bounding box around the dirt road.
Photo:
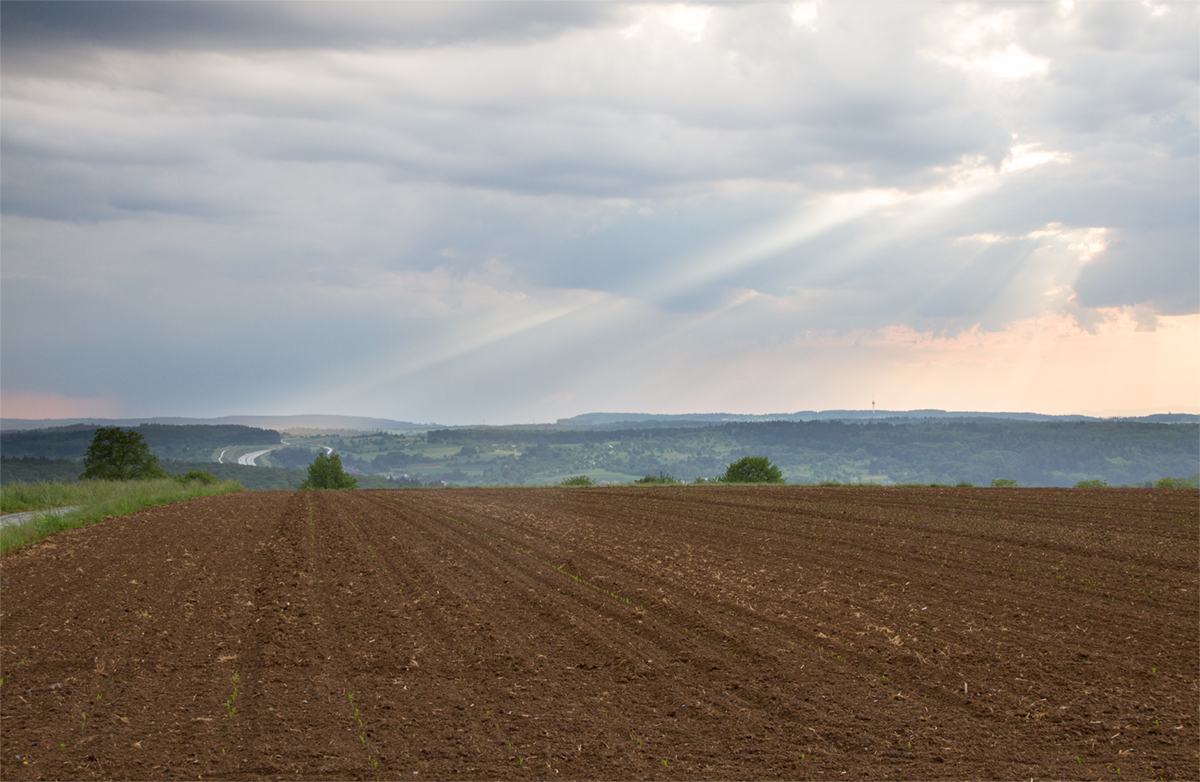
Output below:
[0,506,83,529]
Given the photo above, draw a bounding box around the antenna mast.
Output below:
[871,394,875,422]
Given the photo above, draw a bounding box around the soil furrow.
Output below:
[1,487,1195,780]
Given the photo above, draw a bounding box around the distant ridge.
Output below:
[553,410,1200,428]
[0,414,440,433]
[3,410,1194,434]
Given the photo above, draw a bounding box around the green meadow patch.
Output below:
[0,477,242,553]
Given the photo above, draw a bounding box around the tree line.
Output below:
[426,420,1198,487]
[1,423,282,462]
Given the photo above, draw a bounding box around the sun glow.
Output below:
[791,2,818,30]
[648,188,906,298]
[0,391,121,419]
[286,275,612,414]
[846,310,1200,414]
[957,223,1108,262]
[981,43,1048,79]
[661,5,712,42]
[1002,144,1071,172]
[649,140,1075,304]
[925,11,1050,81]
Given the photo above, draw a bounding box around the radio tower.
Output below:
[871,394,875,422]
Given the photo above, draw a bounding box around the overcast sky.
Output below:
[2,1,1197,424]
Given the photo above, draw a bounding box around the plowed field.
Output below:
[1,487,1196,780]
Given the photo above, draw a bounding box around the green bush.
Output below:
[990,478,1019,488]
[1074,478,1108,488]
[634,471,679,485]
[299,453,358,490]
[721,456,785,484]
[79,428,166,481]
[559,475,595,487]
[1154,476,1197,489]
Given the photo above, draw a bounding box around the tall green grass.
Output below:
[1,478,242,553]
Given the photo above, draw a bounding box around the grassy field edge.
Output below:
[0,478,243,554]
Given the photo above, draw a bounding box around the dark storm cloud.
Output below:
[0,1,619,55]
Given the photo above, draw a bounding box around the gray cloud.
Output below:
[0,1,620,56]
[1076,229,1199,315]
[2,1,1196,421]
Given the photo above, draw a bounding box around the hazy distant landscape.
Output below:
[3,411,1196,489]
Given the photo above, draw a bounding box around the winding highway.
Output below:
[237,448,275,466]
[217,443,331,467]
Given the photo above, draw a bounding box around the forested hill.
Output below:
[0,424,281,462]
[428,419,1199,487]
[553,410,1200,428]
[2,418,1194,489]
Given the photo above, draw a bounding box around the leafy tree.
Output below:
[990,478,1019,487]
[721,456,784,484]
[560,475,595,486]
[80,428,166,481]
[299,452,358,490]
[1074,478,1108,488]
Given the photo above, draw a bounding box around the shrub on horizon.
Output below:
[721,456,785,484]
[299,452,358,490]
[634,471,680,485]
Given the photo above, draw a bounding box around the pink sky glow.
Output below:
[1,392,122,421]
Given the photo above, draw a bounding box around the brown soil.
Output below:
[1,487,1196,780]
